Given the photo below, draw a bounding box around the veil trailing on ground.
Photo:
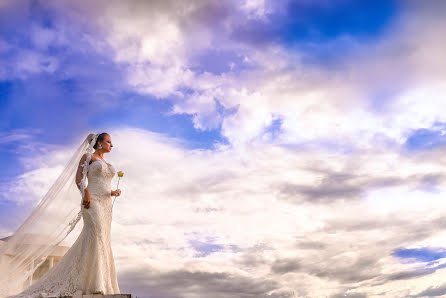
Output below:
[0,132,98,297]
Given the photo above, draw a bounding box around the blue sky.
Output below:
[2,0,446,297]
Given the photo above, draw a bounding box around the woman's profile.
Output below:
[1,132,121,297]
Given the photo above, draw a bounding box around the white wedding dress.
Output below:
[8,155,120,297]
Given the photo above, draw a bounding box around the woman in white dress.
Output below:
[5,132,121,297]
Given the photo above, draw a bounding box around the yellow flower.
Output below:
[118,171,124,177]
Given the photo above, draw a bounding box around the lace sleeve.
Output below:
[76,152,91,198]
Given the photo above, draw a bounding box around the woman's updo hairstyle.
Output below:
[93,132,109,149]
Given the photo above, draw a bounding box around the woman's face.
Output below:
[100,134,113,153]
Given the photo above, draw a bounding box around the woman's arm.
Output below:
[75,153,87,190]
[76,153,92,208]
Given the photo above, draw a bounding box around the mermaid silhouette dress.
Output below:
[8,154,120,297]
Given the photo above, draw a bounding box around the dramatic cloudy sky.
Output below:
[2,0,446,297]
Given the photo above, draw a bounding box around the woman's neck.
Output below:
[94,151,105,159]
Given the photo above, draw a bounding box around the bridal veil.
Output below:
[0,132,98,297]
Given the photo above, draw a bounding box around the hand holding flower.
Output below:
[112,171,124,209]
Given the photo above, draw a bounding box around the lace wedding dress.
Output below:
[8,153,120,297]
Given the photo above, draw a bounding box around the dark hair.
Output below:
[93,132,109,149]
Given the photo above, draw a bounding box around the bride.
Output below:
[0,132,121,297]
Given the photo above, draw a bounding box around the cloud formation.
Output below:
[3,128,446,296]
[40,0,445,151]
[2,0,446,297]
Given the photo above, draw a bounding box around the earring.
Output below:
[98,144,102,150]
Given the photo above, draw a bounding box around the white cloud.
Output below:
[0,46,59,80]
[240,0,267,19]
[5,0,446,149]
[4,128,446,296]
[3,0,446,295]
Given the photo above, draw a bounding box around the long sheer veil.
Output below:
[0,132,98,297]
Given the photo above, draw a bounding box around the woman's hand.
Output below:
[82,193,92,209]
[111,189,121,197]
